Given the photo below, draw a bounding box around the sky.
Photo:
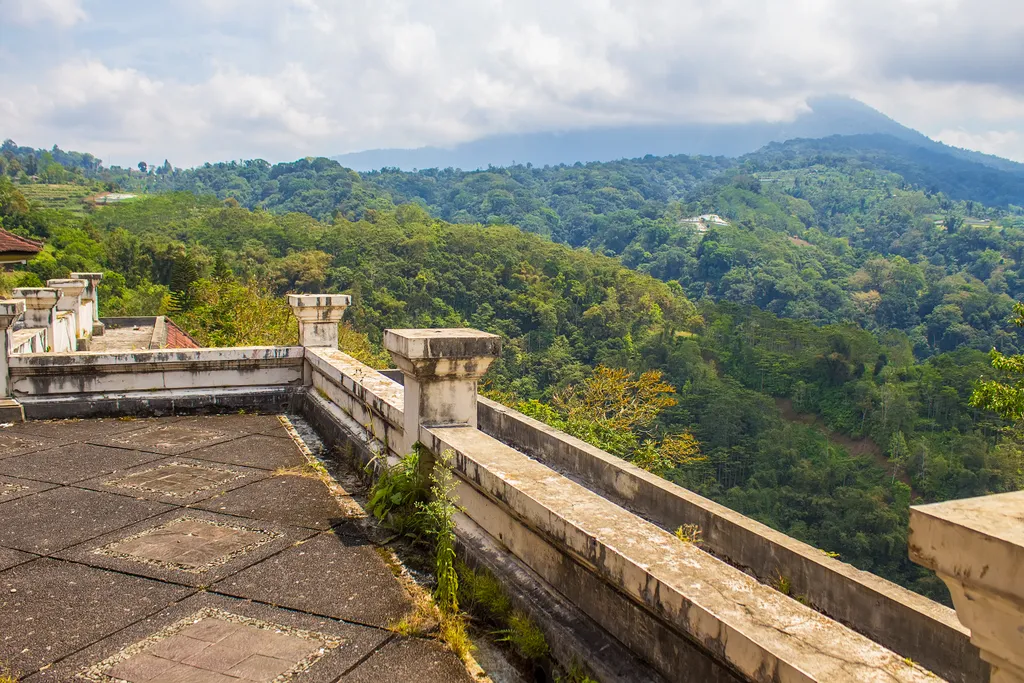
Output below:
[1,0,1023,167]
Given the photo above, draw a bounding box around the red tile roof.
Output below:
[0,228,44,256]
[165,318,200,349]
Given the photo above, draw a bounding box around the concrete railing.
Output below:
[8,346,305,419]
[295,321,944,683]
[477,397,984,683]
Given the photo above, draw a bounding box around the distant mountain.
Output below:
[745,133,1024,207]
[333,96,930,171]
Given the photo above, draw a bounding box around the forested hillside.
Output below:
[4,135,1024,603]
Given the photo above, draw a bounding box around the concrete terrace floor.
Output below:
[0,414,476,683]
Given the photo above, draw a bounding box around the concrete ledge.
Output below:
[425,424,937,683]
[298,388,668,682]
[456,512,670,683]
[9,347,305,396]
[478,396,981,683]
[18,386,302,420]
[306,348,405,455]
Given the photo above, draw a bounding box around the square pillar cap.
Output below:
[910,490,1024,603]
[46,278,88,297]
[13,287,61,307]
[287,294,351,323]
[0,299,25,325]
[287,293,351,308]
[384,328,501,361]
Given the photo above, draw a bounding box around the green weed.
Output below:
[495,610,550,661]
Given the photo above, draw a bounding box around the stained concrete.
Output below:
[1,414,476,682]
[0,474,57,503]
[187,433,307,470]
[77,456,267,505]
[214,532,414,627]
[11,416,181,441]
[0,442,164,484]
[56,508,315,588]
[0,429,67,458]
[339,636,476,682]
[25,593,390,683]
[90,421,236,455]
[0,546,34,572]
[0,558,192,676]
[195,473,348,530]
[0,486,173,554]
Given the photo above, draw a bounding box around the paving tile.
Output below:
[90,422,236,456]
[57,509,314,587]
[226,653,295,681]
[0,558,192,678]
[214,532,413,627]
[0,546,36,572]
[186,433,306,471]
[195,475,348,530]
[340,636,476,682]
[171,414,287,438]
[0,475,56,504]
[8,417,177,442]
[0,487,173,554]
[78,457,267,505]
[106,652,177,681]
[35,593,389,683]
[0,443,164,485]
[0,429,68,459]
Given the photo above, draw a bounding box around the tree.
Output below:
[887,431,909,483]
[970,302,1024,432]
[138,161,148,174]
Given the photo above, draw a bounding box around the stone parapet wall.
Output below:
[8,346,304,397]
[477,396,984,683]
[296,342,950,683]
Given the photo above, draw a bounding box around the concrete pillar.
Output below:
[910,491,1024,683]
[287,294,351,348]
[47,278,89,347]
[0,300,25,406]
[71,272,104,336]
[384,328,501,466]
[13,287,60,351]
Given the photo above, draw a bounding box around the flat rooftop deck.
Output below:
[0,414,474,682]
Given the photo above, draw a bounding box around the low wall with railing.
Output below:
[477,397,984,683]
[8,346,304,418]
[297,333,947,683]
[0,295,998,683]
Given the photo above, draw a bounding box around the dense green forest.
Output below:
[4,135,1024,603]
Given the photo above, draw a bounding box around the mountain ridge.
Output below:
[331,96,972,172]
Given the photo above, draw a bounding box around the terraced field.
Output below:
[18,183,96,214]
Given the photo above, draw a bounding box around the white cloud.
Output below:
[935,129,1024,163]
[3,0,86,27]
[3,0,1024,165]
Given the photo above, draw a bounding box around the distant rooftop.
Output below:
[92,316,200,352]
[0,228,44,263]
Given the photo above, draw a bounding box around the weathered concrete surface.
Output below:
[910,491,1024,683]
[288,293,351,348]
[307,347,404,458]
[0,414,473,682]
[385,326,500,462]
[478,395,980,683]
[9,346,305,396]
[301,388,654,683]
[18,386,302,420]
[426,424,938,683]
